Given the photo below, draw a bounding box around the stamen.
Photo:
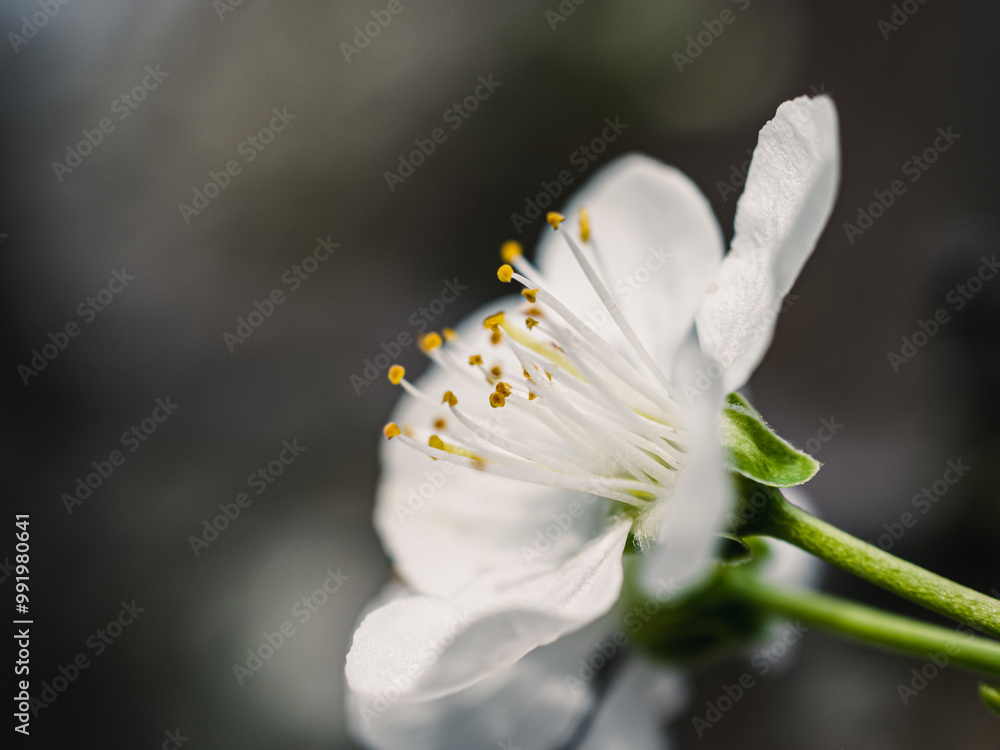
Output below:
[501,240,522,263]
[552,224,672,390]
[398,433,650,508]
[579,208,591,242]
[484,312,505,330]
[384,207,696,530]
[419,332,443,353]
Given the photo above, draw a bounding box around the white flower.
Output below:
[345,95,839,747]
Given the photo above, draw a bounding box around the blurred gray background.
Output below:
[2,0,999,747]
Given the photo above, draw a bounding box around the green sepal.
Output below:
[980,682,1000,719]
[719,392,820,487]
[620,539,774,667]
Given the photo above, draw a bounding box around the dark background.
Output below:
[2,0,999,747]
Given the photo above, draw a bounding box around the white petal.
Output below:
[577,659,688,750]
[345,518,631,702]
[347,618,611,750]
[642,340,731,594]
[534,153,725,371]
[697,96,840,392]
[377,297,610,598]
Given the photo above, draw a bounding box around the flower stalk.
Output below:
[724,570,1000,680]
[734,480,1000,638]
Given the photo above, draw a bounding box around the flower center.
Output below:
[383,210,691,513]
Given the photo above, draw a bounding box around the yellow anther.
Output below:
[522,368,531,379]
[491,330,502,345]
[434,418,447,430]
[521,289,538,304]
[528,392,538,401]
[428,435,446,451]
[526,317,539,330]
[497,264,514,283]
[579,208,591,242]
[419,332,443,352]
[489,392,506,408]
[388,365,405,385]
[526,307,543,317]
[468,354,483,366]
[483,312,505,331]
[546,212,565,230]
[443,327,458,342]
[501,240,523,263]
[403,425,414,438]
[442,390,458,407]
[495,382,512,397]
[545,371,552,380]
[383,423,401,439]
[490,365,502,378]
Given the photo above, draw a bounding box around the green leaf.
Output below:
[719,392,820,487]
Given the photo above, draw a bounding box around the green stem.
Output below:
[726,572,1000,679]
[736,484,1000,638]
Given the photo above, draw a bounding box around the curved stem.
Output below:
[736,484,1000,638]
[726,572,1000,679]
